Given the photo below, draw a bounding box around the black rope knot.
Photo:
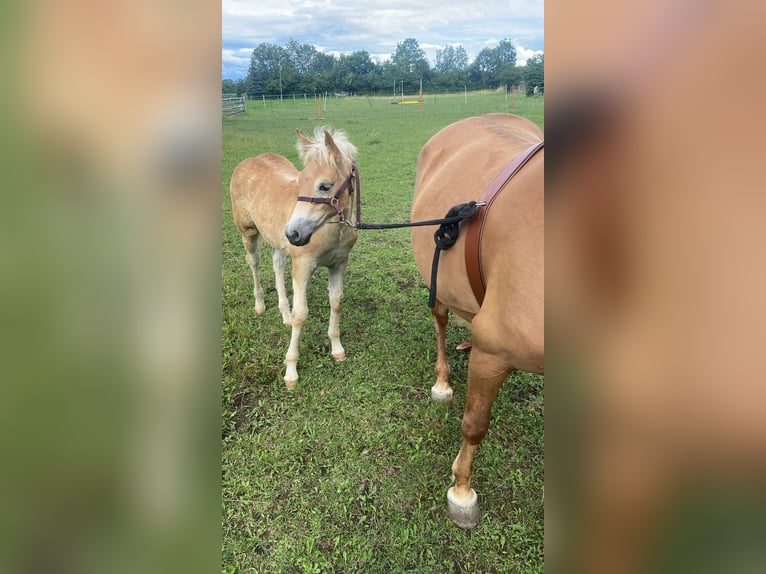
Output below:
[429,201,480,308]
[433,202,478,249]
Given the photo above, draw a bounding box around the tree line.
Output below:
[223,38,544,98]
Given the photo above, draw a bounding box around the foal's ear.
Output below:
[296,128,314,162]
[296,128,312,153]
[324,129,343,165]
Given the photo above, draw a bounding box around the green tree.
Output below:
[311,51,336,93]
[494,39,517,69]
[240,38,533,98]
[245,43,287,97]
[331,51,376,93]
[390,38,431,93]
[497,63,523,89]
[435,44,469,74]
[285,39,328,94]
[434,44,469,91]
[469,47,494,88]
[222,79,236,94]
[523,54,544,96]
[469,39,517,89]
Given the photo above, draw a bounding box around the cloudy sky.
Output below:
[222,0,544,79]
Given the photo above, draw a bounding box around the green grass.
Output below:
[222,91,544,573]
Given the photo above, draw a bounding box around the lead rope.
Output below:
[341,166,482,307]
[427,201,481,307]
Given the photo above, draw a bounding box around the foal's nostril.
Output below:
[286,228,303,245]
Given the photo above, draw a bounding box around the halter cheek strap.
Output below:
[297,163,358,224]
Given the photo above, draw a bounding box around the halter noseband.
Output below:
[296,162,358,225]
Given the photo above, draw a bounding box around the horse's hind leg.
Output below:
[447,344,510,528]
[431,300,454,402]
[241,231,265,314]
[327,262,348,361]
[272,248,291,326]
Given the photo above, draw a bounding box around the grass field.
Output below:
[222,91,544,573]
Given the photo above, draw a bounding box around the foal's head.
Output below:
[285,127,358,246]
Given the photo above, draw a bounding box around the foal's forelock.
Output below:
[296,127,358,169]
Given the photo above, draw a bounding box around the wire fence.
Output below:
[226,85,538,106]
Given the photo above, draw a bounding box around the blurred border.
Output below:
[0,1,222,572]
[547,0,766,572]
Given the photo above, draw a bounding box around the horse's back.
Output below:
[414,114,541,202]
[412,113,544,371]
[230,153,298,249]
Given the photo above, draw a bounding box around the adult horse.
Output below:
[230,127,359,388]
[411,113,544,528]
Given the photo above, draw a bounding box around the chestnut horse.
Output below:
[229,127,359,388]
[411,113,544,528]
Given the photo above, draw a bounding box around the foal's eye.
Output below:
[318,182,333,193]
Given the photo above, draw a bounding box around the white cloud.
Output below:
[369,53,392,64]
[221,48,252,79]
[515,45,544,66]
[222,48,252,65]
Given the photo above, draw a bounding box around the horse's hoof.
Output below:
[447,487,480,529]
[284,378,298,390]
[431,385,454,403]
[332,352,346,362]
[455,341,472,351]
[255,305,266,315]
[283,319,292,327]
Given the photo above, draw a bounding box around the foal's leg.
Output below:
[283,257,317,389]
[272,248,291,326]
[327,262,348,361]
[431,300,454,402]
[447,345,510,528]
[242,233,265,314]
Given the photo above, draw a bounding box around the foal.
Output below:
[230,127,359,388]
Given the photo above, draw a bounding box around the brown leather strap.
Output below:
[465,141,544,306]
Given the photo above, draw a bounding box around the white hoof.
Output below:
[431,385,454,403]
[332,352,346,362]
[447,487,480,529]
[255,304,266,315]
[284,377,298,390]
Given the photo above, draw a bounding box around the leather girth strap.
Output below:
[464,140,544,306]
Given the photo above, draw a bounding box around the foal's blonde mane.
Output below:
[296,126,358,167]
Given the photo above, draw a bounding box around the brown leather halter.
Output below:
[464,141,544,306]
[296,162,359,225]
